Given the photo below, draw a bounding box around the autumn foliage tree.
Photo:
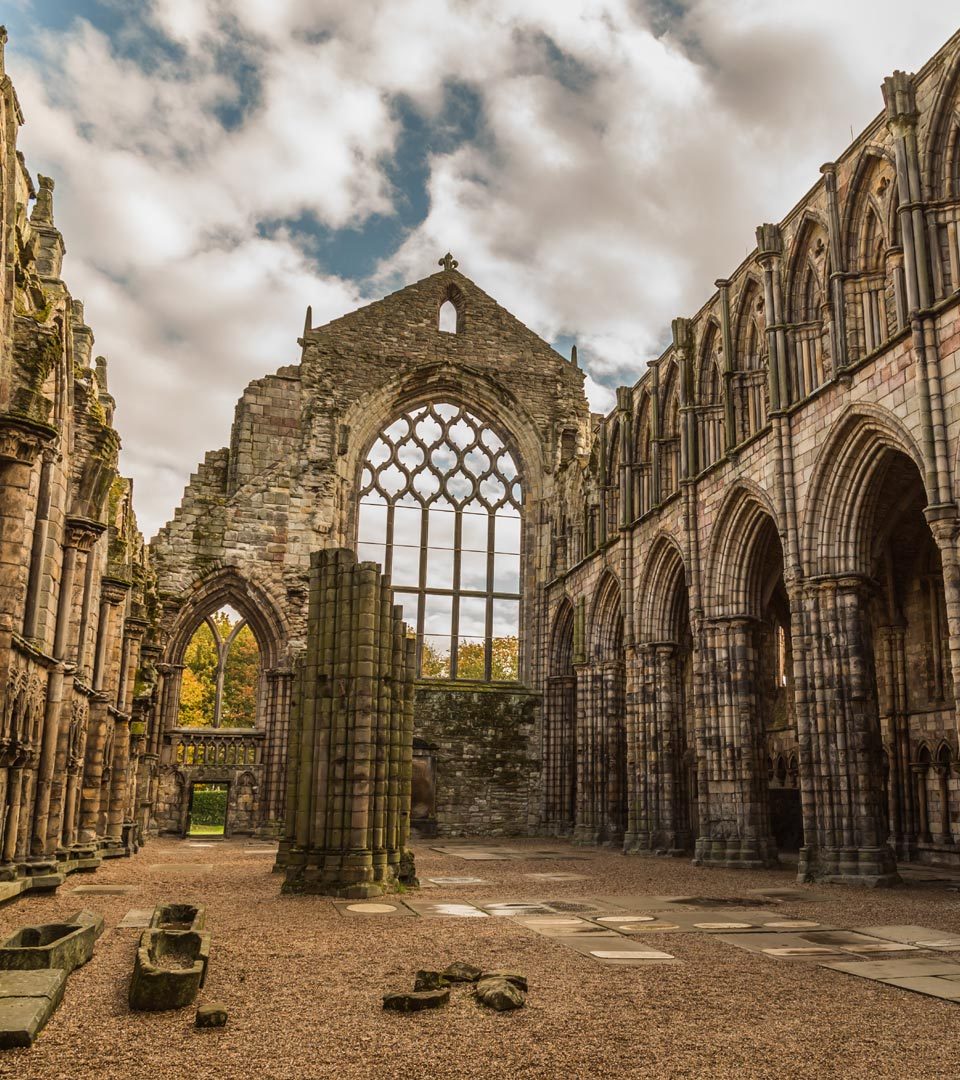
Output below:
[177,610,260,728]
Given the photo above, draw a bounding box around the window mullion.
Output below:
[451,508,462,679]
[416,506,429,675]
[485,510,495,680]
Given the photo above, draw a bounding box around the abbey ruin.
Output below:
[4,23,960,904]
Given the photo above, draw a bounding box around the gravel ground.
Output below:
[2,837,960,1080]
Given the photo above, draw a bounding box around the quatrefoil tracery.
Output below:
[360,403,522,513]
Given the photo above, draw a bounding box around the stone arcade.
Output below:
[3,25,960,896]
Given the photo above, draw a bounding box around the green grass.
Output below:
[188,824,225,836]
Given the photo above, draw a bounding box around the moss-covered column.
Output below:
[280,549,416,897]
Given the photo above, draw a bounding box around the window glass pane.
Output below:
[494,553,520,594]
[426,547,454,590]
[495,514,521,554]
[458,596,487,640]
[459,549,487,592]
[462,507,489,551]
[490,634,519,681]
[492,598,519,638]
[423,593,453,637]
[428,507,456,549]
[392,591,419,631]
[391,545,420,588]
[420,635,451,679]
[393,505,421,548]
[357,542,386,571]
[358,501,387,543]
[456,637,486,680]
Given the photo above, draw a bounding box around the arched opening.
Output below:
[733,278,768,441]
[635,537,696,853]
[582,573,627,846]
[178,605,261,730]
[357,401,523,682]
[439,299,458,333]
[544,599,577,834]
[696,323,725,470]
[865,450,956,861]
[659,363,681,498]
[786,217,830,401]
[634,392,653,518]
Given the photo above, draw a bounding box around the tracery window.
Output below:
[357,402,522,681]
[178,606,260,728]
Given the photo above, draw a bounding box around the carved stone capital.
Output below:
[65,516,106,552]
[101,577,131,606]
[0,413,57,467]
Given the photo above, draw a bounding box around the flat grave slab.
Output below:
[402,900,488,918]
[0,968,67,1049]
[147,863,213,873]
[745,887,830,904]
[821,957,960,1002]
[820,958,960,980]
[523,873,589,882]
[715,932,851,963]
[517,917,621,939]
[70,884,138,895]
[800,930,917,954]
[855,925,960,950]
[558,934,681,965]
[427,877,486,885]
[117,909,154,929]
[334,900,415,918]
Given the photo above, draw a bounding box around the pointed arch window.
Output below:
[439,300,458,333]
[178,606,260,728]
[357,402,523,681]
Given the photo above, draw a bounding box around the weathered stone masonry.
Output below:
[0,29,159,897]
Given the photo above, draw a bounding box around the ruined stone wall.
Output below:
[543,29,960,881]
[0,29,160,894]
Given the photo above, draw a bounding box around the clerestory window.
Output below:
[357,402,522,681]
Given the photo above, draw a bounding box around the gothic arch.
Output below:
[785,213,829,321]
[637,533,688,643]
[841,146,897,267]
[695,319,723,405]
[800,406,927,577]
[923,50,960,199]
[589,570,623,660]
[166,567,288,670]
[704,482,782,618]
[550,597,576,676]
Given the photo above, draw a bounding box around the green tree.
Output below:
[221,623,260,728]
[178,621,217,727]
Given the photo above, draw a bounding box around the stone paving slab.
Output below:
[147,863,213,873]
[715,932,851,963]
[523,873,590,882]
[556,934,681,965]
[70,884,139,895]
[401,900,488,918]
[855,925,960,950]
[427,877,486,885]
[333,900,416,918]
[801,931,918,954]
[0,968,67,1049]
[117,909,154,929]
[820,958,960,980]
[517,917,620,939]
[881,976,960,1001]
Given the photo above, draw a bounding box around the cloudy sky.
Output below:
[4,1,959,537]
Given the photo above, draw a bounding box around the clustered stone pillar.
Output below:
[795,578,898,884]
[278,549,417,898]
[695,617,777,869]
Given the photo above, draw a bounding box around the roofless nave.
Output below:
[3,24,960,908]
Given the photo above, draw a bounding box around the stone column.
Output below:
[77,579,128,848]
[573,662,598,844]
[798,576,898,884]
[30,518,103,862]
[694,616,777,869]
[280,549,417,897]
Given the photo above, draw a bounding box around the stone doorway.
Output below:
[186,781,230,838]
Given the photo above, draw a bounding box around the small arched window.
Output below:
[178,606,260,728]
[439,300,458,334]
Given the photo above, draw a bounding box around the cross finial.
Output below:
[438,252,458,271]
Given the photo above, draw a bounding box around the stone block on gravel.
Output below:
[382,988,450,1012]
[442,962,482,983]
[413,970,450,991]
[0,968,67,1049]
[475,978,525,1012]
[196,1002,228,1028]
[479,970,527,992]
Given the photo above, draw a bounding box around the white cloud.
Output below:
[6,1,960,536]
